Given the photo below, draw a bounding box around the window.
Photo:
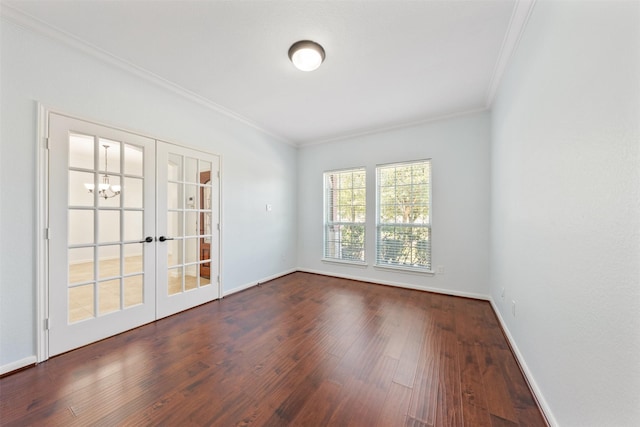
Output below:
[324,168,366,263]
[376,160,431,271]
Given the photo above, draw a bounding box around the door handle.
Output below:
[158,236,174,242]
[139,236,153,243]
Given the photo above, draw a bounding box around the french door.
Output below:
[48,113,220,356]
[156,142,220,319]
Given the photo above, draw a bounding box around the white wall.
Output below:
[0,17,297,369]
[297,112,491,298]
[491,1,640,425]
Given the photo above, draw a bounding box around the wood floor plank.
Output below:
[0,272,546,426]
[375,381,413,427]
[476,344,519,424]
[392,305,428,388]
[434,327,462,427]
[288,378,343,426]
[495,346,547,426]
[407,315,441,426]
[458,341,493,427]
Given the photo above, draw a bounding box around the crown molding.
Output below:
[485,0,537,107]
[298,107,489,148]
[0,3,294,146]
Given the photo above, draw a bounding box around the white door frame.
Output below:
[36,104,50,362]
[36,104,223,362]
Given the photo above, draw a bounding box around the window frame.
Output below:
[375,159,432,273]
[322,167,367,265]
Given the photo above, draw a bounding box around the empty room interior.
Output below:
[0,1,638,426]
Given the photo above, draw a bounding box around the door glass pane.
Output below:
[98,245,120,279]
[168,239,182,267]
[69,284,94,323]
[69,210,94,245]
[167,212,182,238]
[185,211,198,237]
[124,275,143,307]
[123,211,143,242]
[99,211,120,243]
[200,241,211,262]
[98,139,120,173]
[185,238,198,264]
[168,267,183,295]
[168,183,181,209]
[98,279,120,315]
[201,211,211,242]
[200,269,211,287]
[185,264,197,291]
[98,175,121,208]
[69,171,95,207]
[168,154,182,181]
[69,133,94,170]
[123,177,143,209]
[124,144,143,176]
[185,184,197,209]
[185,157,198,183]
[199,160,211,175]
[69,247,94,284]
[202,182,212,209]
[123,243,143,274]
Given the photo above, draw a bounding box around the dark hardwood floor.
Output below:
[0,272,546,426]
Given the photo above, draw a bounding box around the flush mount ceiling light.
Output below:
[288,40,325,72]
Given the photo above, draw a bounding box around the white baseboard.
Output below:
[222,268,297,297]
[1,355,37,376]
[297,268,490,301]
[489,299,557,427]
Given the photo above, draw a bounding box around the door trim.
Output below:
[36,103,49,362]
[36,105,223,361]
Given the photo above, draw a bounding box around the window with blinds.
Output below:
[324,168,366,263]
[376,160,431,271]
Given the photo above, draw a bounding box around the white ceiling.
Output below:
[4,0,531,145]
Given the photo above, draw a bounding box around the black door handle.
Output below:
[139,236,153,243]
[158,236,174,242]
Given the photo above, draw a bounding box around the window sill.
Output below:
[374,264,434,276]
[322,258,369,268]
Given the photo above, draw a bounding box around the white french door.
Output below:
[48,114,157,356]
[47,114,220,357]
[156,142,220,319]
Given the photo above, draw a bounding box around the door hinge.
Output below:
[216,223,220,231]
[44,318,50,330]
[217,275,220,283]
[44,137,50,149]
[217,170,220,178]
[45,228,50,240]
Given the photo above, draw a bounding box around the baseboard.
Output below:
[222,268,297,297]
[0,355,37,376]
[489,299,557,427]
[297,268,490,301]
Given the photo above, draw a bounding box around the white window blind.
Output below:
[324,168,366,262]
[376,160,431,270]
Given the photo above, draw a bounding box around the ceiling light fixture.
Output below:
[85,144,121,199]
[288,40,325,72]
